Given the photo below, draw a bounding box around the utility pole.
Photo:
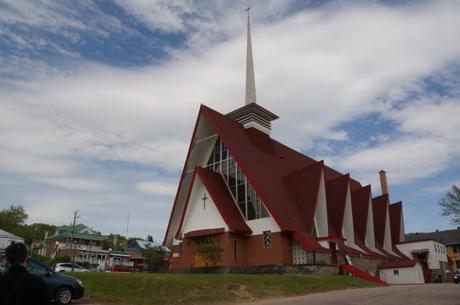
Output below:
[126,211,130,239]
[70,210,79,272]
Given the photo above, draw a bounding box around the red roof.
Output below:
[283,161,324,234]
[372,194,389,249]
[351,185,371,245]
[175,167,252,238]
[325,174,350,238]
[184,228,225,238]
[389,202,403,244]
[379,260,417,269]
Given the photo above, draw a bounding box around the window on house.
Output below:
[393,270,399,275]
[207,138,270,221]
[263,231,272,249]
[178,242,183,257]
[196,235,215,245]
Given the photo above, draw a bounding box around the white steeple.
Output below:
[227,8,278,136]
[245,9,256,105]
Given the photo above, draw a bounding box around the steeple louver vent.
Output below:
[227,103,278,135]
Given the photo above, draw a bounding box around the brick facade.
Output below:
[171,231,292,269]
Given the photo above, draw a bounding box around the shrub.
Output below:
[195,243,223,267]
[144,247,167,272]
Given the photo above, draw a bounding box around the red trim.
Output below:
[200,107,284,231]
[316,236,346,242]
[184,228,225,238]
[174,167,199,239]
[196,168,251,235]
[379,260,417,269]
[174,167,252,239]
[396,238,440,245]
[163,106,204,245]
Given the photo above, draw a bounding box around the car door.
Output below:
[26,259,60,300]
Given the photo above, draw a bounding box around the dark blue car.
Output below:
[1,258,84,305]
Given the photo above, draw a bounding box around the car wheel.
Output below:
[55,287,72,305]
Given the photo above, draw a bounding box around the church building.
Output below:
[163,14,418,280]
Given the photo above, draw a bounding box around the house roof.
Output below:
[325,174,350,238]
[405,228,460,246]
[389,202,403,244]
[128,240,162,250]
[176,167,252,237]
[372,194,389,249]
[351,185,371,246]
[0,229,23,241]
[380,259,417,269]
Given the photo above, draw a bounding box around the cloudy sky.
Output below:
[1,0,459,241]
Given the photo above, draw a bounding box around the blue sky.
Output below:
[1,0,459,240]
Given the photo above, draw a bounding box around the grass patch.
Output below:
[72,272,378,305]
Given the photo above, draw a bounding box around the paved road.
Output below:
[243,284,460,305]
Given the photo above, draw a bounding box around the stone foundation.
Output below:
[171,264,340,275]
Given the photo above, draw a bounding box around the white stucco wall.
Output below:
[380,263,424,285]
[342,185,364,252]
[365,197,382,254]
[247,216,280,235]
[383,206,397,255]
[314,171,329,239]
[179,175,228,238]
[165,115,217,248]
[396,240,448,270]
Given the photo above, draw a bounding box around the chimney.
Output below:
[379,170,389,195]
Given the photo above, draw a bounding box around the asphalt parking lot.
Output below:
[245,283,459,305]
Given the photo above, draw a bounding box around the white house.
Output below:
[0,229,24,250]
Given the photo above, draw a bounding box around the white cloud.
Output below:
[136,181,177,197]
[1,1,460,236]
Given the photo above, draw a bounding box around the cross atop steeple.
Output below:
[245,7,256,105]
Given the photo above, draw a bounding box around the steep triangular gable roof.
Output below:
[175,167,251,238]
[389,202,403,244]
[325,174,350,237]
[351,185,371,245]
[372,194,389,249]
[283,161,324,234]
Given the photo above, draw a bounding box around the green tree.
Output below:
[103,234,128,251]
[439,184,460,224]
[143,246,167,272]
[0,205,28,230]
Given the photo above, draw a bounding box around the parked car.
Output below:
[108,264,131,272]
[54,262,90,272]
[454,271,460,284]
[0,258,84,305]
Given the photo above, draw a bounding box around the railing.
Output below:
[339,264,388,286]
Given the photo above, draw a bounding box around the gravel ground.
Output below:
[241,283,460,305]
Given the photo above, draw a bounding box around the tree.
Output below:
[439,184,460,224]
[143,246,167,272]
[102,234,128,251]
[146,235,154,242]
[0,205,28,230]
